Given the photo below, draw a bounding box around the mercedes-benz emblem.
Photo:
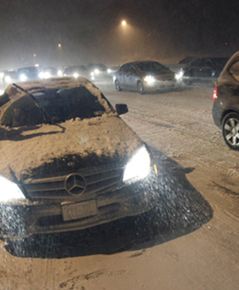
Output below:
[64,173,86,195]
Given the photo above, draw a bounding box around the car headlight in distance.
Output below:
[175,69,184,81]
[73,72,79,79]
[57,69,63,77]
[144,75,156,86]
[123,146,151,183]
[94,68,101,75]
[107,68,112,74]
[0,176,25,202]
[4,75,12,84]
[19,73,28,82]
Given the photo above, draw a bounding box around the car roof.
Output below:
[3,77,103,104]
[123,60,160,66]
[1,77,112,117]
[6,77,91,93]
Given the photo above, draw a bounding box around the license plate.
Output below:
[62,200,97,221]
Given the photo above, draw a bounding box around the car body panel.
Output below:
[212,52,239,127]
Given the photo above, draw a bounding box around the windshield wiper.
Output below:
[12,83,65,132]
[12,83,51,124]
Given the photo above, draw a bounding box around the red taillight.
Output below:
[212,83,218,101]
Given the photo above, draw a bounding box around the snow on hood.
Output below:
[0,114,142,179]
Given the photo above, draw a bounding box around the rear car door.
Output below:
[125,65,138,90]
[117,64,129,89]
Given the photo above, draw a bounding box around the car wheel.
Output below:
[115,79,122,91]
[137,81,145,94]
[222,112,239,150]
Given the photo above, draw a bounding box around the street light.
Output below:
[57,43,62,49]
[121,20,127,27]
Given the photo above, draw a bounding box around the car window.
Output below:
[1,86,107,127]
[136,62,170,73]
[120,64,130,72]
[229,61,239,82]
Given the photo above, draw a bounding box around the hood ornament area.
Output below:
[64,173,86,195]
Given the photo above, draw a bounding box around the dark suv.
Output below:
[212,51,239,150]
[0,78,157,241]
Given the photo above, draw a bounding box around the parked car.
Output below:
[17,66,39,82]
[212,52,239,150]
[0,77,157,241]
[183,57,228,83]
[64,65,88,79]
[114,61,176,94]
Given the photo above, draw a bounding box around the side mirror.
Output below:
[115,103,128,115]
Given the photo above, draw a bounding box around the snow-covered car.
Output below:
[212,51,239,150]
[0,77,157,241]
[114,61,177,94]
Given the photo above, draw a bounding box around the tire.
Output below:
[137,81,145,94]
[115,79,122,91]
[222,112,239,150]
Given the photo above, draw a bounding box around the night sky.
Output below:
[0,0,239,69]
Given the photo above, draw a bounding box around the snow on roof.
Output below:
[0,77,142,179]
[2,77,112,115]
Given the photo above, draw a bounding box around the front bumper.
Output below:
[0,178,155,239]
[144,80,177,91]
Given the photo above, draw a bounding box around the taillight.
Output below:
[212,83,218,101]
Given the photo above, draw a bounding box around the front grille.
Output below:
[23,164,124,200]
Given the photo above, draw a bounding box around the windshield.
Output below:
[1,86,107,127]
[136,62,170,73]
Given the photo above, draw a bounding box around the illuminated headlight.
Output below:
[94,68,100,75]
[19,73,28,82]
[175,69,184,81]
[38,72,45,79]
[4,75,12,84]
[44,72,52,79]
[0,176,25,202]
[144,75,156,86]
[73,72,79,79]
[57,69,63,77]
[107,68,112,74]
[123,146,151,183]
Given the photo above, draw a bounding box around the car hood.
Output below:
[0,114,142,180]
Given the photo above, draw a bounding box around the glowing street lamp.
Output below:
[57,43,62,49]
[121,20,127,27]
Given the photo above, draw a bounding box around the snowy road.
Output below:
[1,84,239,290]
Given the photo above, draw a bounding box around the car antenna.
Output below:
[12,83,65,132]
